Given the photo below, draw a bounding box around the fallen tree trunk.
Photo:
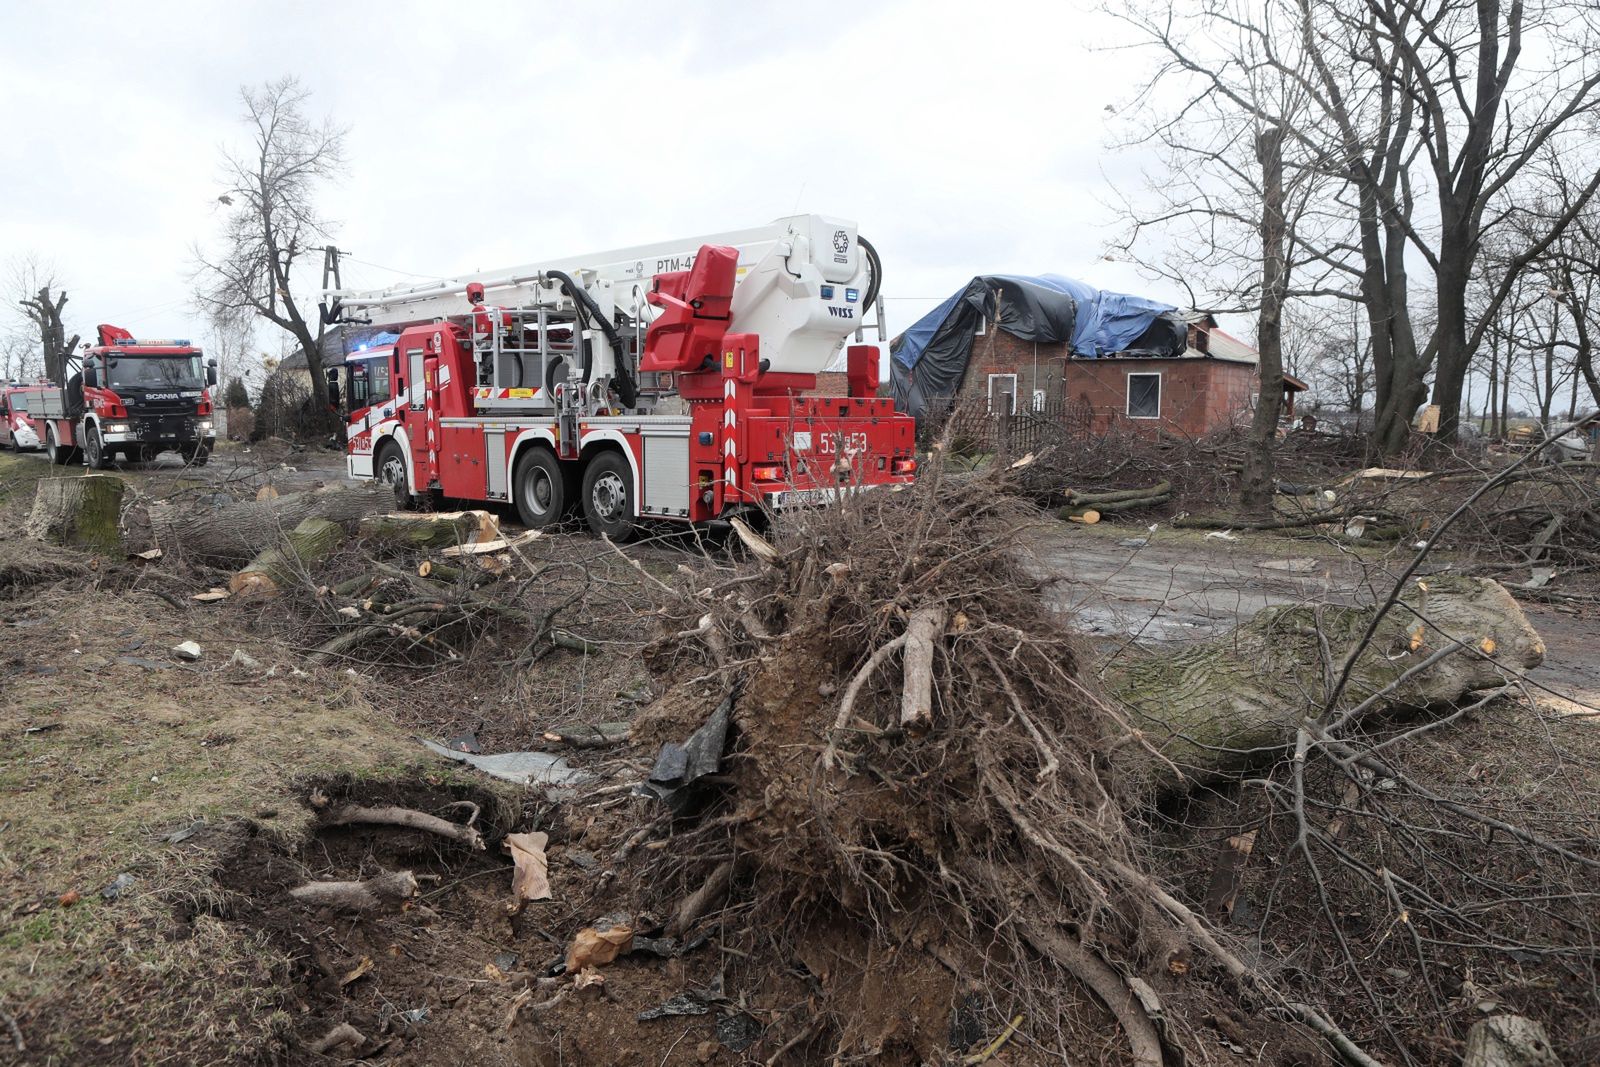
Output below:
[1065,481,1173,506]
[27,474,126,554]
[357,510,499,551]
[1104,576,1545,794]
[1171,510,1350,531]
[137,483,392,564]
[229,517,347,597]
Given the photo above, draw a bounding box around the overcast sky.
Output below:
[1,1,1200,375]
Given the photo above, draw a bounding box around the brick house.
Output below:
[956,314,1303,437]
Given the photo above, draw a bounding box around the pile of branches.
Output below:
[626,460,1346,1064]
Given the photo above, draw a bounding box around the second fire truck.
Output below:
[322,214,916,539]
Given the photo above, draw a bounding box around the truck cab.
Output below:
[39,325,220,468]
[335,340,401,480]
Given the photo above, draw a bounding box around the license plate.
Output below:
[767,485,877,509]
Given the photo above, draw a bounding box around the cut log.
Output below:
[27,475,126,554]
[229,517,347,597]
[1105,576,1544,794]
[1065,508,1101,525]
[1060,495,1169,521]
[1462,1016,1561,1067]
[137,483,391,564]
[358,510,499,551]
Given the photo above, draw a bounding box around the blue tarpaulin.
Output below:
[889,274,1184,417]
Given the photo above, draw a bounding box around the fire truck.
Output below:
[321,214,916,539]
[36,326,218,468]
[2,382,52,451]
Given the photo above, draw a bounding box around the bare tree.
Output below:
[202,304,264,404]
[194,77,345,432]
[1113,0,1331,507]
[1118,0,1600,456]
[10,256,80,384]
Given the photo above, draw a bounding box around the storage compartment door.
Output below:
[641,435,691,518]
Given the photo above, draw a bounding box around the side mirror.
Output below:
[206,365,218,386]
[326,369,342,408]
[83,365,99,388]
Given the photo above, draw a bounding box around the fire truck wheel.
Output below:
[182,443,211,467]
[84,425,114,470]
[513,448,565,529]
[375,443,411,508]
[46,426,74,466]
[581,451,637,542]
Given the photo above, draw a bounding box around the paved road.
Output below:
[1024,519,1598,712]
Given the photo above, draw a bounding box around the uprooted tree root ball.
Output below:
[616,462,1320,1065]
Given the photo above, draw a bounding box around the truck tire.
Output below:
[513,447,565,530]
[581,451,637,542]
[46,425,75,465]
[375,442,411,509]
[84,425,114,470]
[182,442,211,467]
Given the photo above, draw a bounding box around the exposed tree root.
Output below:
[288,870,418,913]
[309,790,486,850]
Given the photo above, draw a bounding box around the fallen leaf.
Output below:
[131,548,163,561]
[566,925,633,971]
[505,832,552,903]
[484,962,506,981]
[1479,637,1496,656]
[340,956,373,987]
[256,485,279,501]
[58,890,81,907]
[191,589,230,603]
[572,966,606,990]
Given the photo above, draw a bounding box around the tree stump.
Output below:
[27,474,126,555]
[229,517,347,597]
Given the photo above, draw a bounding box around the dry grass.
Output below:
[0,457,502,1064]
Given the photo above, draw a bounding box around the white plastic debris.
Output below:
[171,641,202,661]
[1205,530,1239,542]
[229,649,262,670]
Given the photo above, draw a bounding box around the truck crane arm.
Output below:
[321,214,883,385]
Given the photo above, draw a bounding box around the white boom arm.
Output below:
[323,214,877,377]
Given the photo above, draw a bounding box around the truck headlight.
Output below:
[106,423,131,434]
[198,420,214,432]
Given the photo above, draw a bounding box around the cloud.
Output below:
[0,0,1200,356]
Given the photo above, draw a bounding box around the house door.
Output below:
[988,373,1018,414]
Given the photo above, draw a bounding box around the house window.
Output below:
[975,315,987,336]
[1126,372,1161,419]
[1032,389,1046,412]
[987,373,1018,414]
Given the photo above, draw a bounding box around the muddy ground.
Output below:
[2,447,1597,1065]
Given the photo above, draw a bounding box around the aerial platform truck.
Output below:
[321,214,916,539]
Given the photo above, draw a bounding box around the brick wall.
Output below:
[957,330,1069,412]
[1061,356,1258,437]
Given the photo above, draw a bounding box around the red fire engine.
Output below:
[321,215,916,539]
[36,325,218,467]
[2,382,52,451]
